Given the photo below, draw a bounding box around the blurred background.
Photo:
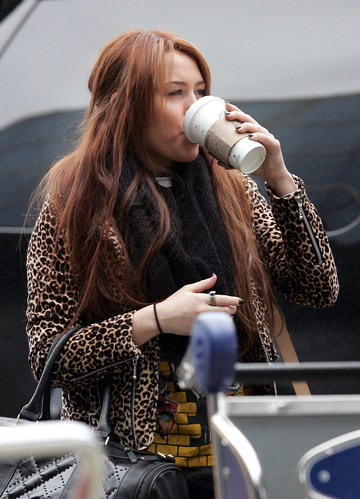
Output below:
[1,0,360,415]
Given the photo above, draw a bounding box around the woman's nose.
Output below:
[184,93,197,114]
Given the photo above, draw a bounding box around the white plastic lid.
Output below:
[183,95,225,131]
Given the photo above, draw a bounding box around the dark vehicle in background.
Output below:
[1,1,360,416]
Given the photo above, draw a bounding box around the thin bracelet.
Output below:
[153,303,165,335]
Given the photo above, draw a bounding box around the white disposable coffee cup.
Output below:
[183,95,266,174]
[183,96,225,146]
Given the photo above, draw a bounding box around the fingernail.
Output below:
[224,110,231,115]
[239,298,244,305]
[248,134,254,138]
[235,124,242,129]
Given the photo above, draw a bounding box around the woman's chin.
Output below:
[181,143,199,163]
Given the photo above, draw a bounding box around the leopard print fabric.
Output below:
[26,173,339,448]
[241,174,339,368]
[26,205,160,448]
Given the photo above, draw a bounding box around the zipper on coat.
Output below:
[130,354,139,448]
[294,193,323,265]
[249,297,278,397]
[72,355,137,382]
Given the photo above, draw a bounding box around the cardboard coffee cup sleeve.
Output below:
[204,117,248,164]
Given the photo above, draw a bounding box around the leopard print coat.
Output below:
[26,173,339,449]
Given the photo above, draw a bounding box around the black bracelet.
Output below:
[153,302,165,335]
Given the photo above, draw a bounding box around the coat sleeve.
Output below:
[248,174,339,308]
[26,198,158,386]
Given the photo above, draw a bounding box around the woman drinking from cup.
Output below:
[26,28,339,499]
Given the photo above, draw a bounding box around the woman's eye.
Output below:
[169,89,182,96]
[197,88,206,97]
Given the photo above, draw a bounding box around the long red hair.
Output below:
[33,29,276,349]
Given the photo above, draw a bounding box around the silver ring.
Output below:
[209,290,216,306]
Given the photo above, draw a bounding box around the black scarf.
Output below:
[119,154,236,365]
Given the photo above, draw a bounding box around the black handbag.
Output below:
[0,327,189,499]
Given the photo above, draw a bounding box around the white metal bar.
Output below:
[211,412,268,499]
[0,420,103,499]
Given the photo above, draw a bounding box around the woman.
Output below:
[26,29,339,498]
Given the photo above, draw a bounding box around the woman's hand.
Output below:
[132,274,242,345]
[223,102,297,197]
[156,273,241,336]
